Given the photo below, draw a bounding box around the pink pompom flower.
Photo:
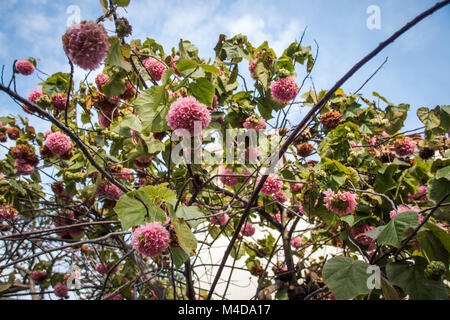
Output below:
[349,224,375,245]
[220,168,239,187]
[290,182,303,192]
[51,93,68,111]
[291,236,302,249]
[0,205,18,220]
[118,168,134,181]
[142,57,167,82]
[98,113,112,128]
[323,189,357,215]
[28,89,43,104]
[389,204,424,224]
[62,21,110,70]
[210,212,229,226]
[272,191,288,203]
[95,73,110,91]
[240,222,255,237]
[133,155,153,170]
[243,114,266,131]
[95,263,118,275]
[408,185,428,202]
[105,293,123,300]
[270,77,299,104]
[54,282,69,298]
[166,96,211,136]
[258,174,283,196]
[45,131,72,156]
[97,181,123,201]
[14,159,36,175]
[394,137,417,156]
[248,58,258,79]
[31,270,47,283]
[132,222,170,257]
[15,60,35,75]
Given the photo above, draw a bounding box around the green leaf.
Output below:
[102,78,125,98]
[416,230,449,269]
[134,86,169,133]
[39,72,70,96]
[435,166,450,181]
[200,65,220,74]
[168,206,197,255]
[384,104,409,135]
[0,283,12,293]
[380,278,401,300]
[175,59,198,77]
[112,0,130,6]
[374,164,398,193]
[176,205,204,229]
[428,178,450,203]
[105,36,131,71]
[322,256,371,300]
[113,113,142,133]
[417,107,440,130]
[377,211,419,248]
[426,223,450,254]
[169,248,190,269]
[115,185,173,230]
[439,105,450,131]
[189,78,215,107]
[386,258,447,300]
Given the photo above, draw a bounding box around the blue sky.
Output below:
[0,0,449,134]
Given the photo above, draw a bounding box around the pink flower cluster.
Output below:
[118,168,134,181]
[31,270,47,283]
[270,77,299,104]
[132,222,170,257]
[210,212,229,226]
[62,21,110,70]
[408,185,428,203]
[143,57,167,82]
[323,189,357,215]
[290,182,303,192]
[45,131,72,156]
[394,137,417,156]
[258,174,283,196]
[272,212,281,223]
[291,236,302,249]
[133,155,153,170]
[95,263,118,275]
[272,191,288,203]
[220,168,239,187]
[349,224,375,245]
[95,73,110,92]
[170,55,181,76]
[51,93,68,111]
[240,222,255,237]
[0,205,18,220]
[54,282,69,298]
[28,89,43,104]
[389,204,425,224]
[166,96,211,135]
[53,210,84,238]
[243,114,266,131]
[105,293,123,300]
[15,60,35,75]
[248,58,258,78]
[97,181,123,201]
